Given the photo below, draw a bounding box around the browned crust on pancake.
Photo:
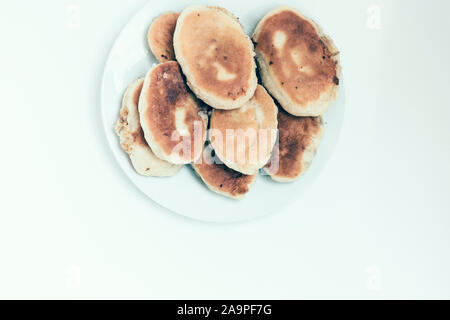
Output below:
[140,61,206,163]
[147,12,180,62]
[174,6,257,109]
[265,108,322,180]
[192,146,257,199]
[253,7,339,114]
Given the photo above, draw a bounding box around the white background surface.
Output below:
[0,0,449,299]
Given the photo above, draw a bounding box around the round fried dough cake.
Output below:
[138,61,208,164]
[264,109,324,182]
[192,143,257,200]
[210,85,278,175]
[115,78,183,176]
[173,5,257,110]
[253,7,340,117]
[147,12,180,62]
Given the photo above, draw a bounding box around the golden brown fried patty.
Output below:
[147,12,180,62]
[173,5,257,110]
[210,85,278,175]
[192,144,257,199]
[115,78,183,176]
[264,108,323,182]
[253,7,340,116]
[138,61,208,164]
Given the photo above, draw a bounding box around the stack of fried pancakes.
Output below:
[115,5,340,199]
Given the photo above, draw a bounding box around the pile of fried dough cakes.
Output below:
[115,5,341,199]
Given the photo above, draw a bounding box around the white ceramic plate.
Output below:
[101,0,345,223]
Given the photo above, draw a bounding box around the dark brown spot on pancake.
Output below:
[333,76,340,85]
[255,9,338,106]
[266,108,321,179]
[165,77,185,105]
[294,22,304,35]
